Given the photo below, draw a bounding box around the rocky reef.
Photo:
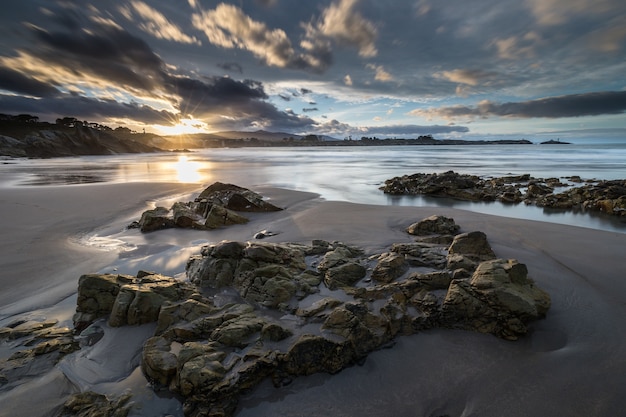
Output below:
[381,170,626,216]
[130,182,283,233]
[24,214,551,417]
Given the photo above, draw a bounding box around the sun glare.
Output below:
[173,155,203,183]
[156,118,209,135]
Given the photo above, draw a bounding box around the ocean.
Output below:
[1,142,625,233]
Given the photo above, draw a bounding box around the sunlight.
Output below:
[173,155,202,183]
[155,118,209,135]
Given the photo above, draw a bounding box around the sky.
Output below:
[0,0,625,140]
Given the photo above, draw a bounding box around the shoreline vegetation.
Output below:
[2,113,548,159]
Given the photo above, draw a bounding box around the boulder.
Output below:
[142,336,178,386]
[447,231,496,262]
[60,391,132,417]
[280,334,357,375]
[73,274,134,330]
[442,259,551,339]
[196,182,282,212]
[371,252,408,283]
[171,202,205,229]
[323,262,366,290]
[406,215,460,236]
[138,207,174,232]
[204,204,249,228]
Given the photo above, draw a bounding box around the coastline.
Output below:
[1,182,625,416]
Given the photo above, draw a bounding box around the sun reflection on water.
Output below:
[172,155,205,183]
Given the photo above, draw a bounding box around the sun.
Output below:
[155,118,209,136]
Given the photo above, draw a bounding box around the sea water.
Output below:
[1,141,625,232]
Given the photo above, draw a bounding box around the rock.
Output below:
[69,228,553,417]
[382,172,626,217]
[171,202,206,229]
[196,182,282,212]
[59,391,132,417]
[73,274,134,330]
[447,231,496,262]
[138,206,174,232]
[406,215,460,236]
[133,183,285,233]
[391,242,448,269]
[371,252,409,283]
[323,262,366,290]
[210,314,266,347]
[442,259,551,339]
[74,273,195,330]
[280,334,357,375]
[296,297,343,318]
[408,271,452,290]
[204,203,249,228]
[142,336,178,386]
[187,242,309,309]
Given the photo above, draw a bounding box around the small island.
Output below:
[540,139,571,144]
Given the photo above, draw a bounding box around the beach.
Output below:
[0,178,625,417]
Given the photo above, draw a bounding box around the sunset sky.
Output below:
[0,0,625,139]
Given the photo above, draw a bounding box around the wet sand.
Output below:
[1,182,625,416]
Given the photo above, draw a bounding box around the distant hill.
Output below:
[160,130,305,149]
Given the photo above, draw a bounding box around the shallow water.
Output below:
[2,143,625,233]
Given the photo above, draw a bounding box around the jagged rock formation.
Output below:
[381,170,626,216]
[131,182,282,232]
[61,215,550,417]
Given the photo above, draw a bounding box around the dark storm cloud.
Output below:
[0,67,59,97]
[28,16,165,91]
[414,91,626,119]
[2,6,320,131]
[0,93,178,125]
[217,62,243,74]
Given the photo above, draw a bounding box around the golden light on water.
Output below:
[173,155,203,183]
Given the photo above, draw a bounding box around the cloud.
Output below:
[410,91,626,120]
[492,32,541,60]
[343,74,353,86]
[0,93,178,125]
[527,0,615,25]
[192,3,332,73]
[217,62,243,73]
[127,1,201,45]
[0,8,322,133]
[0,66,60,97]
[435,69,498,86]
[316,0,378,58]
[367,64,394,82]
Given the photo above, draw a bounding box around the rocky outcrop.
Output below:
[131,182,282,233]
[381,171,626,216]
[442,259,551,339]
[58,391,132,417]
[73,272,196,330]
[63,215,550,417]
